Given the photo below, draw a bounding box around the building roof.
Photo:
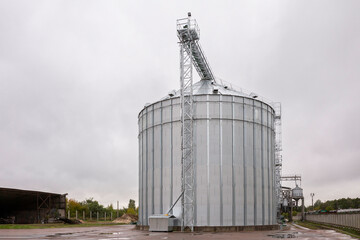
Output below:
[0,187,66,197]
[0,187,67,206]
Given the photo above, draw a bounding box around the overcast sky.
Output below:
[0,0,359,208]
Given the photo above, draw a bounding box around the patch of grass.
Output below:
[295,221,360,239]
[0,222,126,229]
[294,220,324,230]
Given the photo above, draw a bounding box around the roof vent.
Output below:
[224,85,228,89]
[168,90,176,97]
[213,87,219,94]
[250,92,258,99]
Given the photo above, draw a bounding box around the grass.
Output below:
[0,221,127,229]
[295,220,360,239]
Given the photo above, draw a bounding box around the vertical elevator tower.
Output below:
[138,13,280,231]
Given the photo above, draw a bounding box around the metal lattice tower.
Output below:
[178,14,195,232]
[180,41,194,232]
[177,13,214,232]
[274,103,282,217]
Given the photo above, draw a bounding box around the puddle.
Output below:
[46,232,74,237]
[268,232,298,238]
[99,238,129,240]
[99,232,124,236]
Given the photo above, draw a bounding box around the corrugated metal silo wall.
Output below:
[138,94,276,227]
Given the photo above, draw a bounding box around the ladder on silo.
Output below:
[176,13,215,232]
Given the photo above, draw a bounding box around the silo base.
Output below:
[136,224,280,232]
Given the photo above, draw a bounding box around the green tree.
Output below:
[126,207,136,215]
[67,199,86,218]
[307,197,360,211]
[325,206,333,212]
[65,197,139,220]
[354,198,360,208]
[314,199,322,210]
[82,198,104,213]
[128,199,136,210]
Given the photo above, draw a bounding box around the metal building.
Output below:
[138,80,277,229]
[0,187,67,224]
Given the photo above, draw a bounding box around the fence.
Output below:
[305,213,360,230]
[67,210,120,221]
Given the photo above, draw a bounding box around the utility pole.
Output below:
[310,193,315,211]
[117,201,119,218]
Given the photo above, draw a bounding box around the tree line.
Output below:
[312,197,360,211]
[66,198,138,219]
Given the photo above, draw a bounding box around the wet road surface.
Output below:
[0,224,356,239]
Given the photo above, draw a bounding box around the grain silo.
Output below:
[137,13,280,231]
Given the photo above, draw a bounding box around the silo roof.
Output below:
[162,80,249,100]
[139,80,275,114]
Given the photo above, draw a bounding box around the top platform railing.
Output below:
[177,18,200,42]
[176,17,215,81]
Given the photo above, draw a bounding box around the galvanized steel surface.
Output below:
[292,186,303,199]
[148,215,175,232]
[138,80,277,227]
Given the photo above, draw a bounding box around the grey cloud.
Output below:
[0,0,359,207]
